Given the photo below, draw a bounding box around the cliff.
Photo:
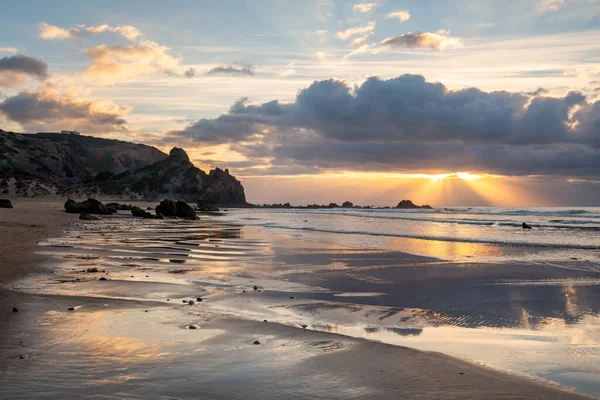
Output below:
[65,147,246,205]
[0,130,247,205]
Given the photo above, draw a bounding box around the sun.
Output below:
[428,172,485,181]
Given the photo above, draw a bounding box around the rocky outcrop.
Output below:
[67,148,246,205]
[156,199,198,220]
[342,201,354,208]
[396,200,433,209]
[0,129,165,196]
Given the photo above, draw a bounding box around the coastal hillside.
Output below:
[0,130,247,205]
[65,147,247,205]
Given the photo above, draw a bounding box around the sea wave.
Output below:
[267,210,600,231]
[264,224,600,250]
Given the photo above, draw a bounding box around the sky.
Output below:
[1,0,600,206]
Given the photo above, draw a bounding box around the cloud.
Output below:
[83,40,182,83]
[277,63,296,77]
[353,3,380,13]
[384,10,411,22]
[380,30,463,50]
[336,21,376,40]
[525,87,550,96]
[0,54,48,87]
[349,34,372,47]
[184,67,196,78]
[315,0,334,21]
[205,63,255,76]
[0,47,18,53]
[0,88,129,133]
[166,74,600,178]
[39,23,141,41]
[538,0,566,12]
[315,51,327,61]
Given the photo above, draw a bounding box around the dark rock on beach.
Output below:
[131,206,155,219]
[156,199,198,220]
[0,199,13,208]
[65,198,114,215]
[522,222,532,229]
[196,201,220,212]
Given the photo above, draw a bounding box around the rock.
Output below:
[99,277,107,281]
[68,307,75,311]
[156,199,198,220]
[196,297,203,302]
[12,307,18,313]
[396,199,432,209]
[86,267,99,273]
[65,198,114,215]
[131,206,155,219]
[79,213,100,221]
[188,300,195,306]
[290,296,295,299]
[0,199,13,208]
[301,324,307,329]
[253,340,260,345]
[522,222,532,229]
[196,201,220,212]
[263,320,268,322]
[189,325,197,330]
[342,201,353,208]
[253,285,258,291]
[105,202,134,211]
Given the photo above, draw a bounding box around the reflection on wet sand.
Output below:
[5,212,600,397]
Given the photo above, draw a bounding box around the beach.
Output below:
[0,200,597,399]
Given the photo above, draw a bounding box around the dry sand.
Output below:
[0,199,593,399]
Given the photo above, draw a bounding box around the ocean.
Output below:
[9,206,600,398]
[223,207,600,262]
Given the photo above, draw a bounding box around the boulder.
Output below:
[156,199,198,220]
[0,199,13,208]
[156,199,177,217]
[131,206,155,219]
[197,202,219,212]
[79,213,100,221]
[342,201,353,208]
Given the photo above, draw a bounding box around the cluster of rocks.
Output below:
[247,199,433,210]
[65,197,200,221]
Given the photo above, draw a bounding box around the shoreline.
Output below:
[0,199,594,399]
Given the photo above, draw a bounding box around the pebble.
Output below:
[189,325,197,330]
[301,324,307,329]
[290,296,295,299]
[188,300,195,305]
[263,320,268,322]
[253,285,258,291]
[68,307,75,311]
[183,300,188,303]
[12,307,18,313]
[196,297,203,302]
[99,277,107,281]
[253,340,260,345]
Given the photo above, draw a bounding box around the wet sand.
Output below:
[0,199,594,399]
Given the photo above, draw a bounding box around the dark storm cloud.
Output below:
[525,87,549,96]
[0,54,48,79]
[0,91,127,132]
[166,73,600,177]
[205,63,255,76]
